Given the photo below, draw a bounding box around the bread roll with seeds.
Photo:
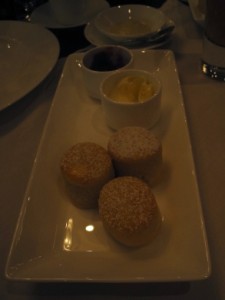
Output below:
[60,142,115,209]
[108,126,162,186]
[99,176,161,247]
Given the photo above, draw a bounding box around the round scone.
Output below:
[60,142,115,209]
[99,176,161,247]
[108,126,162,186]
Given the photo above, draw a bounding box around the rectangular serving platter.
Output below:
[5,50,210,282]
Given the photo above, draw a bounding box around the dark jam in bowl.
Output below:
[83,46,131,72]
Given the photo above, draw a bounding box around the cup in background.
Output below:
[81,45,133,100]
[49,0,87,25]
[201,0,225,81]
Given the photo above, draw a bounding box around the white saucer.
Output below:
[0,21,59,111]
[31,0,109,29]
[84,18,173,50]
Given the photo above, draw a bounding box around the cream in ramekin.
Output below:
[100,69,161,130]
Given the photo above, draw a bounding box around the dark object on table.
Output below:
[107,0,166,8]
[0,0,15,19]
[50,26,90,57]
[14,0,47,21]
[178,0,189,5]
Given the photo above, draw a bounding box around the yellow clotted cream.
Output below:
[109,76,155,103]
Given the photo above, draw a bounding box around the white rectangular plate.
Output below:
[6,50,210,282]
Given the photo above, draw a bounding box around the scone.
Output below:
[60,142,114,209]
[108,126,162,186]
[99,176,161,247]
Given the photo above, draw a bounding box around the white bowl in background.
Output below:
[49,0,88,25]
[94,5,167,43]
[100,69,162,130]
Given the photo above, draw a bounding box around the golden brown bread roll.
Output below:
[108,126,162,186]
[60,142,115,209]
[99,176,162,247]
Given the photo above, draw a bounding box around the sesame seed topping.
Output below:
[108,126,161,162]
[99,176,158,234]
[60,142,113,185]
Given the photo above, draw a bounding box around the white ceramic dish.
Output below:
[94,5,167,43]
[100,69,161,130]
[5,50,210,282]
[31,0,109,29]
[84,18,173,49]
[188,0,205,27]
[0,21,59,111]
[48,0,89,26]
[81,45,133,100]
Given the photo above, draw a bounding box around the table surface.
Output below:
[1,0,225,299]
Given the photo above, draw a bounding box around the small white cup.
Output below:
[100,69,162,130]
[49,0,87,25]
[81,45,133,100]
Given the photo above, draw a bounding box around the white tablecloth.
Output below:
[1,0,225,299]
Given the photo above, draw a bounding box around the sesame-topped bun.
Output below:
[99,176,161,247]
[108,126,162,186]
[60,142,115,209]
